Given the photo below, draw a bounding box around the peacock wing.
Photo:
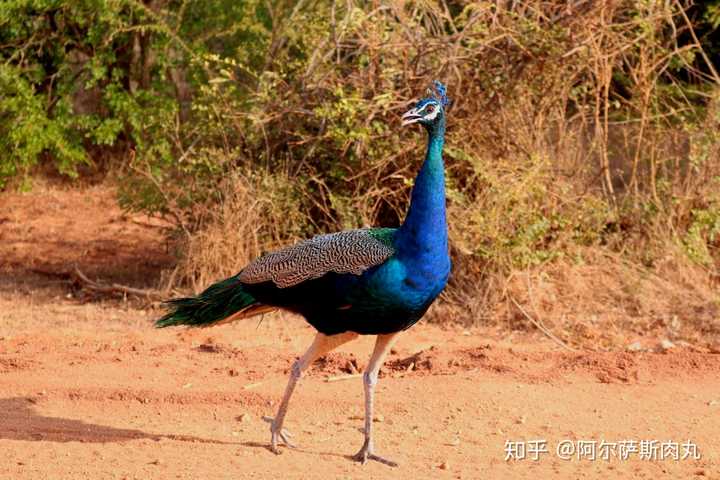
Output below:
[238,228,396,288]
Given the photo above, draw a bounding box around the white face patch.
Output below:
[420,102,440,121]
[401,101,442,126]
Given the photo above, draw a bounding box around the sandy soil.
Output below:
[1,186,719,479]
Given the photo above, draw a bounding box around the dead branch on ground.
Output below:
[71,265,165,301]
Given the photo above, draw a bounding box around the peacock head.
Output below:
[401,80,450,132]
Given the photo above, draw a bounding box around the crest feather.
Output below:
[431,80,451,107]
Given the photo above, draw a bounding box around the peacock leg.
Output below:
[353,332,400,467]
[264,331,358,454]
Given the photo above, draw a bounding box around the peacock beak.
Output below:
[401,108,422,126]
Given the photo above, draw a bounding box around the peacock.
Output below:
[156,80,452,467]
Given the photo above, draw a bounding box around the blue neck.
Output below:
[397,119,448,259]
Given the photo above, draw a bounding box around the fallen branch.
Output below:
[71,265,164,300]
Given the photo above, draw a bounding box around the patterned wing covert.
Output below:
[238,229,395,288]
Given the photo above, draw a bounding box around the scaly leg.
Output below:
[353,332,400,467]
[265,331,358,454]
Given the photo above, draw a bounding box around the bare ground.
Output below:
[1,186,719,479]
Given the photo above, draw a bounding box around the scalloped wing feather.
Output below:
[238,229,395,288]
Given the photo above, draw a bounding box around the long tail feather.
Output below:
[155,276,267,328]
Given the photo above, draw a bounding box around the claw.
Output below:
[263,415,296,453]
[352,440,398,467]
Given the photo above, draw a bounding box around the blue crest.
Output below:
[431,80,450,108]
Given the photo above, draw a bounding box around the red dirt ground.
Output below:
[1,186,719,479]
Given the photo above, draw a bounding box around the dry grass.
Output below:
[167,170,312,292]
[500,249,718,348]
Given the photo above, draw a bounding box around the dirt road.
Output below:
[1,302,718,479]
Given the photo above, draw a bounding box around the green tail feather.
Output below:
[155,276,257,328]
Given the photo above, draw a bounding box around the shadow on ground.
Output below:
[0,397,231,445]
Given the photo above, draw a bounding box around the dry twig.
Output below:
[509,295,576,352]
[325,373,364,383]
[71,265,163,301]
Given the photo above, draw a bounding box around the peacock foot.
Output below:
[262,415,296,454]
[352,439,398,467]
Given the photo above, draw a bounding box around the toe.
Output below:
[279,431,296,448]
[369,453,398,467]
[352,448,398,467]
[352,451,368,464]
[270,438,281,455]
[265,417,297,450]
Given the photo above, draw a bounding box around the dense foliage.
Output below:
[2,1,719,300]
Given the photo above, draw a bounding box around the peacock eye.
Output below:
[425,105,435,113]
